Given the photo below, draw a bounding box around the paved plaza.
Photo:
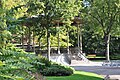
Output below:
[70,60,120,80]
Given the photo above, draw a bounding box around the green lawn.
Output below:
[47,71,103,80]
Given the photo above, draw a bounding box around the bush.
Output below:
[0,45,74,79]
[38,55,51,67]
[40,63,74,76]
[6,44,27,53]
[33,55,74,76]
[110,54,120,60]
[0,49,44,80]
[32,55,52,71]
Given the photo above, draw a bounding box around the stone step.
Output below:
[70,60,90,66]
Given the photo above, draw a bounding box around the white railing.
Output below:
[102,60,120,67]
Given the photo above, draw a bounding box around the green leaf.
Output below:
[0,61,5,66]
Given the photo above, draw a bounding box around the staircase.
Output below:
[50,54,70,65]
[70,48,89,61]
[70,48,90,65]
[50,48,90,66]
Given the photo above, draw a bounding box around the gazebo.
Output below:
[17,16,83,61]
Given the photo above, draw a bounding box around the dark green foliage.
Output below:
[31,54,74,76]
[40,63,74,76]
[0,44,74,79]
[110,37,120,55]
[82,0,120,60]
[0,48,44,80]
[31,55,50,71]
[34,55,74,76]
[38,55,51,67]
[110,54,120,60]
[6,44,26,53]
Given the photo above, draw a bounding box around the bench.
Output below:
[87,54,96,58]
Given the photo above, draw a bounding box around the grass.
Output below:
[91,60,105,62]
[46,71,103,80]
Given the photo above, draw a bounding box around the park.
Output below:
[0,0,120,80]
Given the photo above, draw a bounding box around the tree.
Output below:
[0,0,30,49]
[38,0,82,60]
[84,0,120,61]
[10,0,45,51]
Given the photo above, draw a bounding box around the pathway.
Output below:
[70,60,120,80]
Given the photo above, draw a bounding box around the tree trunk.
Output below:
[67,28,69,54]
[47,28,51,61]
[77,25,80,47]
[39,40,41,50]
[105,34,110,61]
[22,33,24,49]
[21,26,24,49]
[57,23,60,54]
[27,27,31,51]
[33,30,35,53]
[77,25,82,54]
[79,26,82,54]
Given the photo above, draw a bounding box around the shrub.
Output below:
[32,54,74,76]
[0,48,74,79]
[110,54,120,60]
[6,44,27,53]
[0,49,44,80]
[38,55,51,67]
[40,63,74,76]
[32,55,74,76]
